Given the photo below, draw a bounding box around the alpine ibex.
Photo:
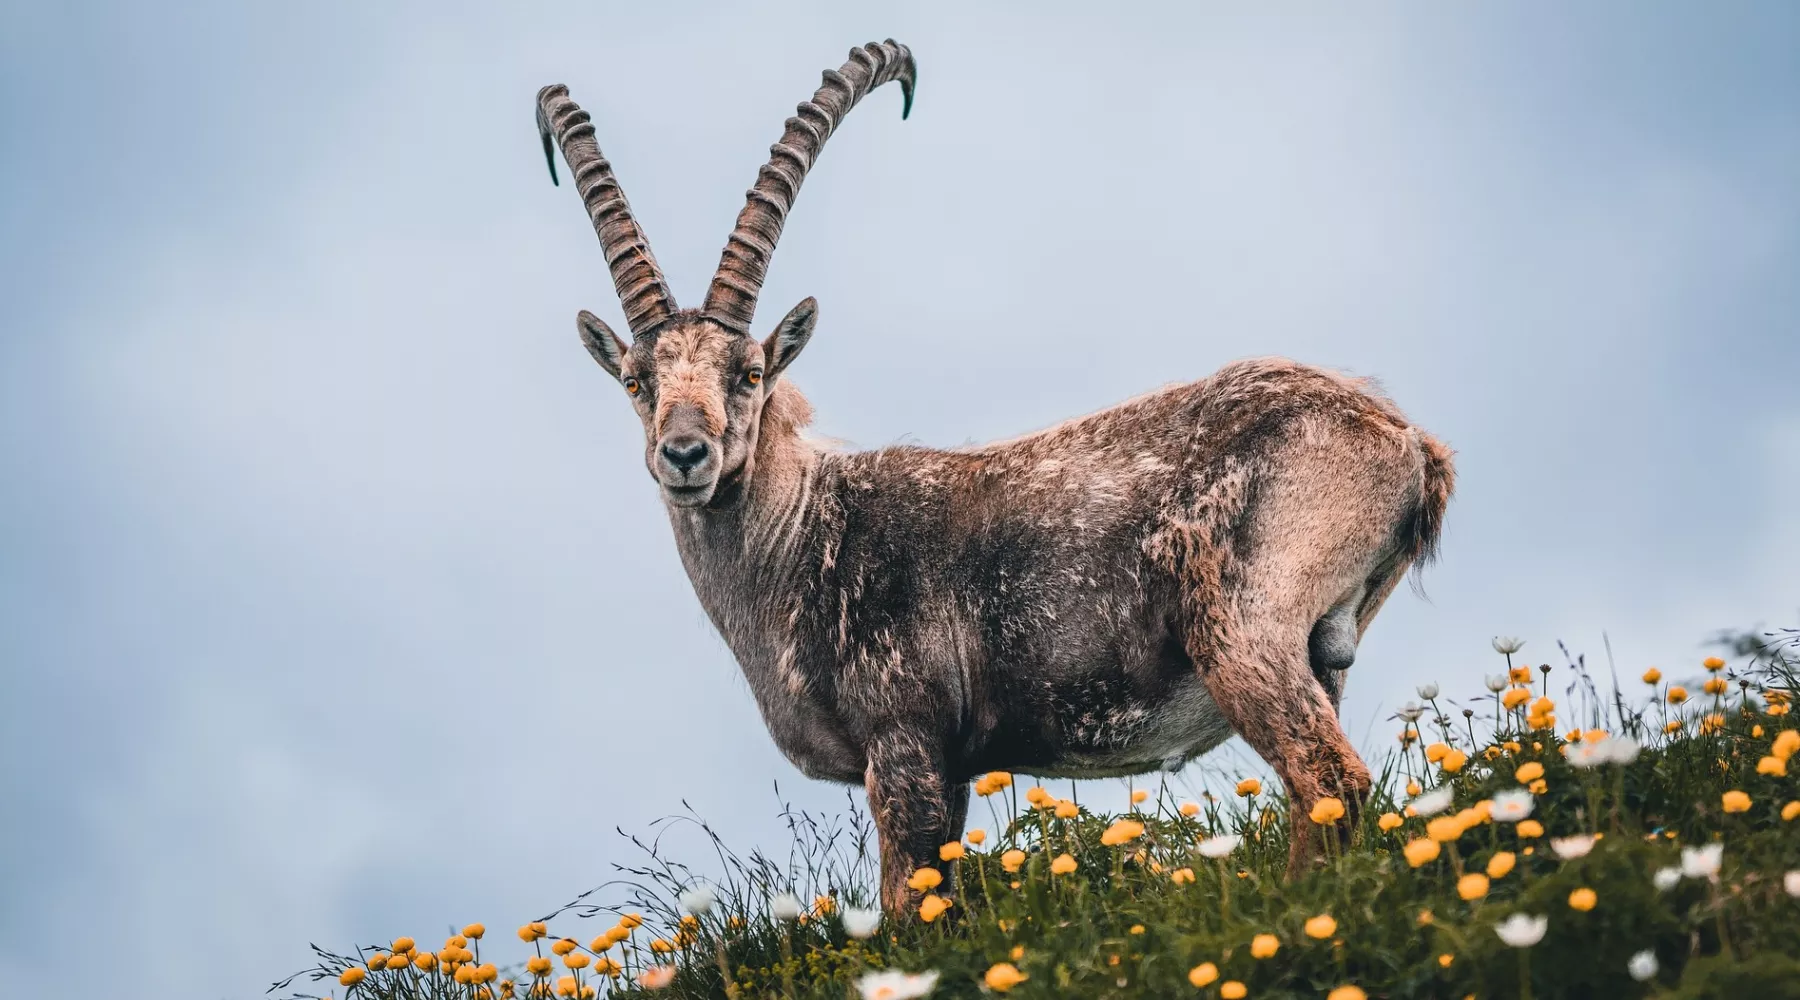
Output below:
[535,39,1454,913]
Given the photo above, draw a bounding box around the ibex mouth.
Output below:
[662,482,716,508]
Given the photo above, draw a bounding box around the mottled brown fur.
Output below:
[535,41,1455,914]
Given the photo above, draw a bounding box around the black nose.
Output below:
[660,437,710,473]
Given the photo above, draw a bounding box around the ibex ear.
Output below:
[761,297,817,383]
[578,310,630,382]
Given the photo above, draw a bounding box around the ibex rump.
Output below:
[534,40,1454,913]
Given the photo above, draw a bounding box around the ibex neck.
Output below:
[664,395,823,640]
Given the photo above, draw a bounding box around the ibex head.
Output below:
[537,41,916,509]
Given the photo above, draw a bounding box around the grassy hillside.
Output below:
[281,636,1800,999]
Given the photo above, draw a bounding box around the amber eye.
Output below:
[623,377,640,396]
[745,369,763,387]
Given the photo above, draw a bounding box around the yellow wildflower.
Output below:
[1668,686,1688,705]
[339,968,367,987]
[1310,797,1346,824]
[1100,818,1146,846]
[1188,963,1219,987]
[1722,790,1751,813]
[918,894,951,922]
[1131,788,1149,804]
[1378,812,1403,832]
[813,895,835,916]
[1237,778,1262,796]
[1704,677,1729,696]
[1457,873,1489,900]
[1758,756,1787,777]
[1773,730,1800,760]
[1406,779,1423,796]
[1180,801,1202,817]
[1704,656,1725,671]
[1568,887,1597,911]
[1417,909,1434,926]
[1130,924,1145,934]
[1221,981,1248,999]
[966,829,986,846]
[463,924,485,939]
[367,953,388,970]
[1304,914,1337,939]
[1503,687,1531,710]
[1514,761,1544,784]
[1054,799,1080,819]
[1642,667,1662,684]
[525,956,552,976]
[939,841,966,861]
[563,953,589,970]
[1024,786,1050,806]
[649,938,674,954]
[1251,933,1280,959]
[1171,867,1196,884]
[1404,838,1442,867]
[984,962,1028,992]
[1427,816,1465,843]
[1442,750,1468,774]
[1487,851,1516,878]
[1781,801,1800,822]
[1529,778,1548,794]
[385,954,410,970]
[1425,742,1450,763]
[1439,954,1454,968]
[593,957,621,977]
[1328,989,1367,1000]
[1665,720,1683,734]
[906,868,943,892]
[1050,853,1078,875]
[391,937,415,954]
[1000,849,1026,873]
[414,953,438,971]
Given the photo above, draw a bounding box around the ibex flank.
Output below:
[534,39,1454,914]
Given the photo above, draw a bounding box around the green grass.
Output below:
[280,633,1800,1000]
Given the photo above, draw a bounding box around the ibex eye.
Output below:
[623,377,641,396]
[746,369,764,386]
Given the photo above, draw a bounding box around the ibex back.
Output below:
[535,40,1454,913]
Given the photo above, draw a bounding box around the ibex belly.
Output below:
[1026,671,1236,778]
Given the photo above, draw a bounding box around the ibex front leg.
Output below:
[864,731,956,916]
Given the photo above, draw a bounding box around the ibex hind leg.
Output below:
[1181,491,1406,871]
[1187,608,1370,874]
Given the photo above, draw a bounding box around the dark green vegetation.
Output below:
[280,633,1800,999]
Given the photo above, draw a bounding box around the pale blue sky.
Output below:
[2,3,1796,997]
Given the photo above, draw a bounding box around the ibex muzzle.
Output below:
[536,40,1453,914]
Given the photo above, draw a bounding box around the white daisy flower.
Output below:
[1494,913,1548,947]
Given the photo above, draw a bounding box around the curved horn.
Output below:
[702,40,917,333]
[537,85,678,337]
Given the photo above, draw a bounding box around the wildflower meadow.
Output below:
[278,633,1800,999]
